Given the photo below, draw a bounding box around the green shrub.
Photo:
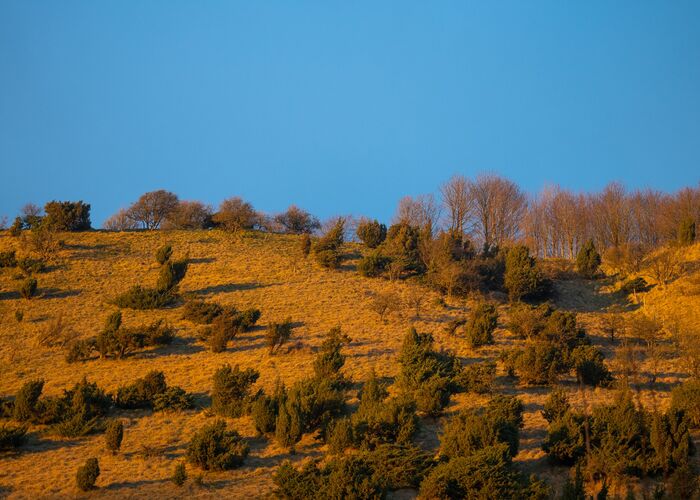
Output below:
[266,317,293,354]
[209,326,228,353]
[105,419,123,453]
[507,303,551,340]
[440,396,523,459]
[113,284,176,309]
[541,411,586,465]
[0,250,17,268]
[17,256,45,275]
[327,417,354,454]
[65,338,97,363]
[465,302,498,347]
[115,370,167,409]
[182,299,224,324]
[152,387,194,411]
[288,377,346,437]
[299,233,311,258]
[44,200,91,231]
[313,218,344,269]
[576,239,601,278]
[649,409,693,475]
[419,444,521,499]
[50,378,111,437]
[172,462,187,486]
[313,326,350,382]
[211,364,260,417]
[357,252,390,277]
[569,345,612,387]
[76,458,100,491]
[365,444,435,490]
[13,379,45,421]
[356,219,387,248]
[501,343,565,386]
[155,244,173,265]
[504,245,543,301]
[620,276,649,295]
[457,362,496,394]
[0,424,28,450]
[671,379,700,428]
[95,313,174,359]
[275,395,304,448]
[381,222,424,277]
[19,277,38,299]
[352,395,418,450]
[187,420,249,471]
[251,394,278,436]
[542,388,570,423]
[157,258,188,291]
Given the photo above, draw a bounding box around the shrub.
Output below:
[9,216,23,236]
[670,379,700,428]
[113,285,176,309]
[0,250,17,268]
[357,252,390,277]
[678,216,696,246]
[440,396,523,460]
[620,276,649,295]
[275,395,304,448]
[211,364,260,417]
[182,299,224,324]
[541,411,586,465]
[187,420,249,471]
[570,345,612,387]
[299,233,311,258]
[419,444,524,499]
[17,256,45,275]
[19,277,38,299]
[266,317,293,354]
[465,302,498,347]
[457,362,496,394]
[44,200,91,231]
[76,458,100,491]
[251,394,279,436]
[365,444,435,490]
[313,218,345,269]
[152,387,195,411]
[209,327,228,353]
[369,291,400,322]
[115,370,168,409]
[313,326,351,382]
[356,219,387,248]
[155,244,173,264]
[327,417,354,454]
[501,343,565,386]
[0,424,28,450]
[397,328,461,416]
[50,378,111,437]
[504,245,545,301]
[352,395,418,450]
[157,258,188,291]
[381,222,423,277]
[105,419,123,453]
[95,313,174,360]
[542,388,570,423]
[172,462,187,486]
[576,239,601,278]
[65,338,97,363]
[13,379,45,422]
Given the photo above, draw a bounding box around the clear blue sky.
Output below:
[1,1,699,226]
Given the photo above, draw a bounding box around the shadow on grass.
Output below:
[42,288,82,299]
[190,282,278,295]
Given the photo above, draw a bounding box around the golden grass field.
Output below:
[0,230,699,498]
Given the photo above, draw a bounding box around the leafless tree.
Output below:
[103,208,139,231]
[393,194,440,233]
[274,205,321,234]
[162,201,213,229]
[590,182,632,250]
[212,197,259,232]
[440,175,472,235]
[469,173,526,248]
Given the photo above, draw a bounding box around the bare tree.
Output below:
[393,194,440,233]
[126,190,179,230]
[590,182,632,250]
[274,205,321,234]
[162,201,213,229]
[440,175,472,235]
[212,197,259,233]
[103,208,139,231]
[469,174,526,248]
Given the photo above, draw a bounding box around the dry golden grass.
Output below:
[0,231,698,498]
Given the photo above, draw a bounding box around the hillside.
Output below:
[0,230,699,498]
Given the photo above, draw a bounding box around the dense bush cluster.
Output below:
[115,370,193,411]
[313,218,345,269]
[211,364,260,417]
[502,304,611,387]
[66,311,174,362]
[187,420,249,471]
[356,219,387,248]
[183,299,261,352]
[397,328,463,416]
[542,390,695,483]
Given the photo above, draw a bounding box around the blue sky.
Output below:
[1,1,699,226]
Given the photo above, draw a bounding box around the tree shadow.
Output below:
[0,290,20,300]
[105,479,169,490]
[190,282,277,295]
[188,257,216,264]
[42,288,82,299]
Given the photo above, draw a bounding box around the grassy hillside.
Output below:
[0,230,698,498]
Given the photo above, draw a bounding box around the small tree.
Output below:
[266,318,293,354]
[299,233,311,258]
[76,458,100,491]
[504,246,542,301]
[212,197,258,232]
[275,205,321,234]
[126,190,179,230]
[678,217,696,246]
[356,219,387,248]
[369,291,400,323]
[163,201,213,230]
[172,462,187,486]
[104,419,124,454]
[313,218,345,269]
[155,244,173,265]
[211,364,260,417]
[576,240,601,278]
[465,303,498,347]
